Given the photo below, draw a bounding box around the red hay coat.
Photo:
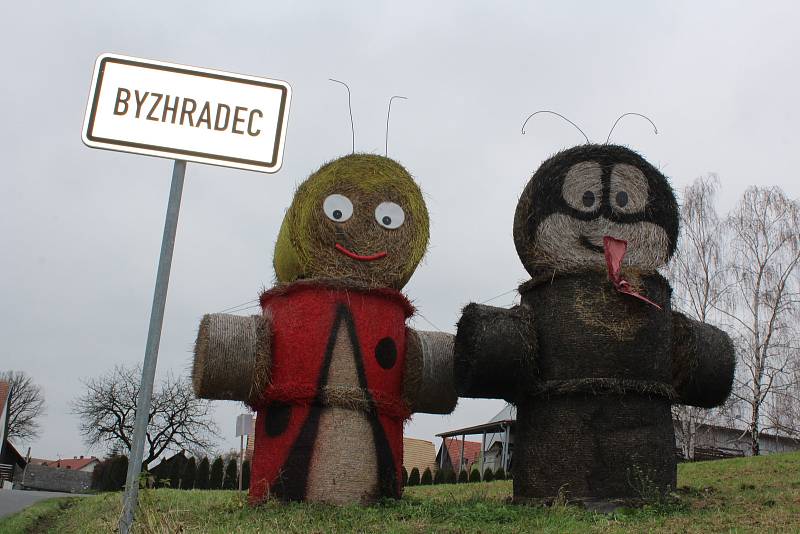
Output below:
[249,281,414,502]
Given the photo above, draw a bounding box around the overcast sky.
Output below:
[2,1,799,461]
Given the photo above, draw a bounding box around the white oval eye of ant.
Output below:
[375,202,405,229]
[323,194,353,222]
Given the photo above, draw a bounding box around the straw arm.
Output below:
[192,312,272,405]
[453,303,537,402]
[671,311,735,408]
[403,329,457,415]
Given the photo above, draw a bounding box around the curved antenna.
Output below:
[521,110,590,144]
[329,78,355,153]
[385,95,408,156]
[605,112,658,144]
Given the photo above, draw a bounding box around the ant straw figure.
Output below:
[454,112,735,507]
[192,86,456,505]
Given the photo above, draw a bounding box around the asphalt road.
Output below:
[0,489,88,519]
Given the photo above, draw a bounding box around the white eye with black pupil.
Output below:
[323,194,353,222]
[375,202,405,229]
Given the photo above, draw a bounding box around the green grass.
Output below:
[3,451,799,533]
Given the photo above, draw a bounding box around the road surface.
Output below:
[0,489,88,519]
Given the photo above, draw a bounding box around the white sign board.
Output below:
[82,53,291,173]
[236,413,254,437]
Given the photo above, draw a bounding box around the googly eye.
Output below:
[562,161,603,213]
[374,202,405,229]
[322,194,353,222]
[610,164,649,213]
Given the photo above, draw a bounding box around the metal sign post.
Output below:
[235,413,254,491]
[81,53,291,533]
[118,159,185,534]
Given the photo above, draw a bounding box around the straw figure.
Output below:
[192,154,456,504]
[454,143,735,505]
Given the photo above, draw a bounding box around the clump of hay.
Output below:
[274,154,429,290]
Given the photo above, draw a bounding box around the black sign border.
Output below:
[85,56,288,169]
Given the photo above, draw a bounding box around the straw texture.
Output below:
[403,329,458,414]
[192,313,271,405]
[671,311,736,408]
[273,154,429,290]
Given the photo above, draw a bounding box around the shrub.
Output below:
[196,457,210,489]
[241,460,251,490]
[433,468,444,485]
[408,467,421,486]
[182,457,197,490]
[483,468,494,482]
[495,467,506,480]
[446,469,457,484]
[224,459,238,489]
[458,469,468,483]
[169,456,185,489]
[209,457,224,489]
[106,455,128,491]
[469,468,481,483]
[421,467,433,485]
[401,467,408,486]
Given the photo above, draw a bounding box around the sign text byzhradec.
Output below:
[113,87,264,137]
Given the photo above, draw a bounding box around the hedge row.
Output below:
[402,466,508,486]
[91,455,251,491]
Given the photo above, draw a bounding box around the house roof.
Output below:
[30,456,99,470]
[403,437,437,473]
[440,438,482,469]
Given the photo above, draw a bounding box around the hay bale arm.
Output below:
[193,313,271,405]
[454,303,537,401]
[403,329,457,414]
[671,311,735,408]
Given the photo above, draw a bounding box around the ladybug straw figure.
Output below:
[192,106,456,503]
[454,112,735,506]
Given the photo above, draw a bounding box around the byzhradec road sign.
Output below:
[81,53,291,534]
[82,53,291,172]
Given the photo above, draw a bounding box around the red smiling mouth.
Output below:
[334,243,388,262]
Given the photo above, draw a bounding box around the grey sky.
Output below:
[1,1,798,460]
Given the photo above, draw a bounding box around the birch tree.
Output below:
[668,174,727,459]
[721,186,800,455]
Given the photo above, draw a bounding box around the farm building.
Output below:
[29,455,99,472]
[436,404,800,476]
[403,437,437,476]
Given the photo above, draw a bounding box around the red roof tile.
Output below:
[31,456,99,471]
[443,438,483,470]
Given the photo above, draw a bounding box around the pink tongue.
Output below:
[603,236,662,310]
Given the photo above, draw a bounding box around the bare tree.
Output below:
[667,174,728,460]
[721,186,800,455]
[0,371,46,441]
[763,356,800,440]
[72,365,219,468]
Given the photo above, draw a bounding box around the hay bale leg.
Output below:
[513,396,676,503]
[192,312,271,403]
[671,311,735,408]
[454,303,536,400]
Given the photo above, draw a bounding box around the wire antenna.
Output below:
[385,95,408,156]
[329,78,355,153]
[521,110,590,144]
[605,112,658,144]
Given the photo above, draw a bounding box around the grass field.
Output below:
[2,451,799,533]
